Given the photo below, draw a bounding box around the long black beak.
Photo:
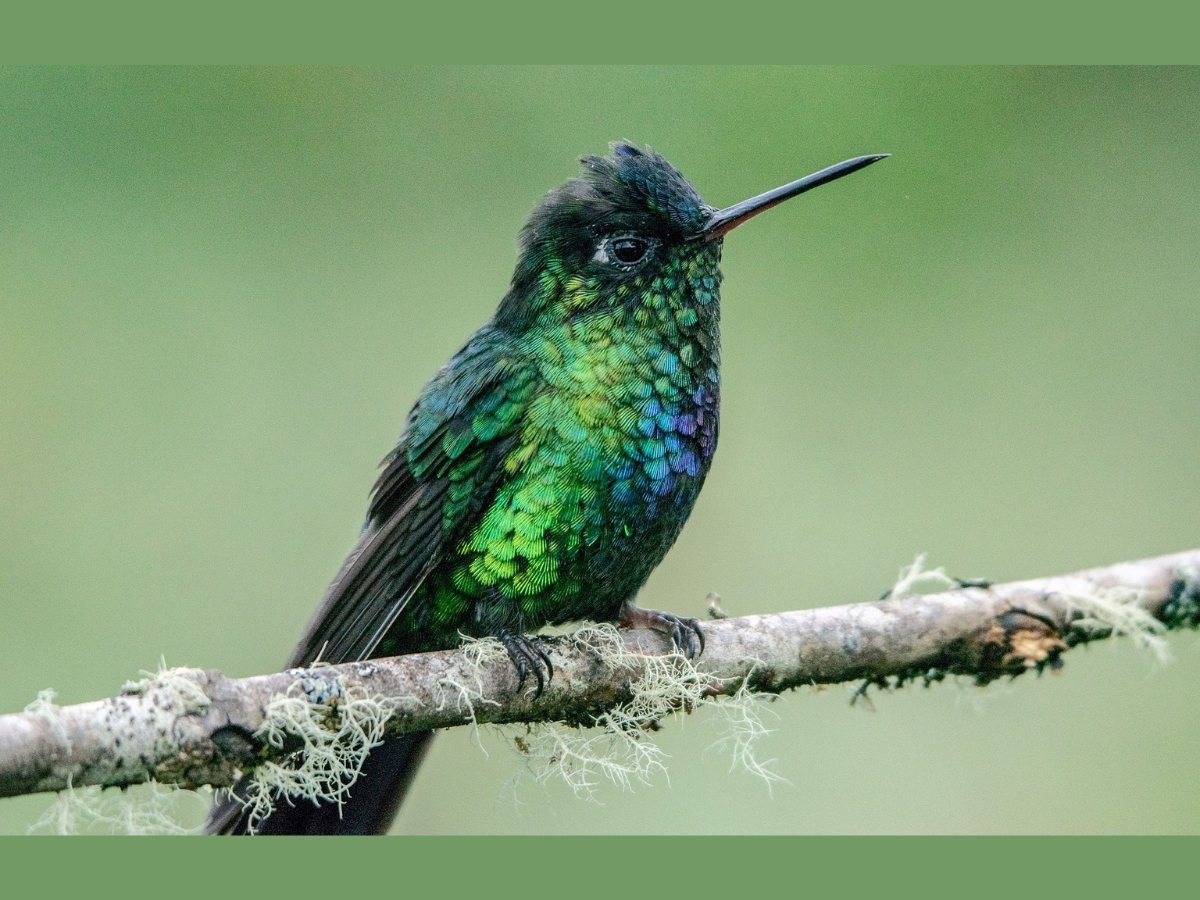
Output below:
[694,153,889,242]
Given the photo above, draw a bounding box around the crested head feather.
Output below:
[519,142,709,254]
[577,142,708,232]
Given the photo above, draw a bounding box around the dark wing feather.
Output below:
[285,480,443,666]
[286,327,536,667]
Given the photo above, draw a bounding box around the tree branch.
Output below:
[2,549,1198,801]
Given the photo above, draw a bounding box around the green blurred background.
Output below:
[2,66,1198,834]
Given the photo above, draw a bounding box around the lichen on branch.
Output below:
[1,549,1197,832]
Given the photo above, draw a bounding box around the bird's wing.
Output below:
[287,326,537,667]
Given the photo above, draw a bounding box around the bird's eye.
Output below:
[611,237,648,265]
[591,234,655,270]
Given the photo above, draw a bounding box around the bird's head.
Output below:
[496,142,887,330]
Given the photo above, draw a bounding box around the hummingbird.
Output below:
[207,142,886,834]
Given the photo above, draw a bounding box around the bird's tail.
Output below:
[206,731,434,835]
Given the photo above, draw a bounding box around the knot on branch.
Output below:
[988,609,1068,677]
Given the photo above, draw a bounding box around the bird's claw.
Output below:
[618,603,706,659]
[500,633,554,697]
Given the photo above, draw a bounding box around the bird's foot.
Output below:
[618,601,705,658]
[498,632,554,698]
